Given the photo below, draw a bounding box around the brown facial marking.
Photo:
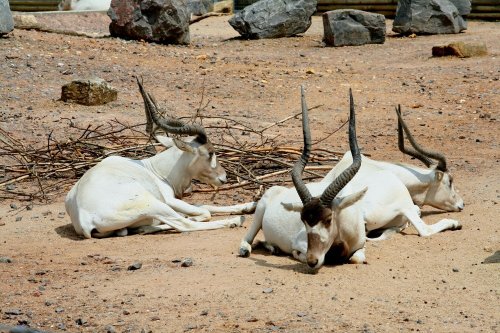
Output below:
[301,198,331,227]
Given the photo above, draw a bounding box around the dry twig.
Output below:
[1,105,349,203]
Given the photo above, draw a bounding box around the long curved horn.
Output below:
[136,77,208,144]
[319,89,362,206]
[291,85,313,204]
[395,105,447,171]
[396,105,433,167]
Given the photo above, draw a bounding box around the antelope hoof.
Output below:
[230,216,245,228]
[239,241,252,257]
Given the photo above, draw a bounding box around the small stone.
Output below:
[262,288,273,294]
[6,184,15,191]
[150,316,160,321]
[128,262,142,271]
[13,14,38,29]
[482,250,500,264]
[200,310,208,316]
[297,312,307,317]
[0,257,13,263]
[15,216,22,222]
[75,318,87,326]
[104,324,116,333]
[186,323,198,330]
[5,309,22,315]
[55,307,64,313]
[452,268,459,272]
[61,78,118,106]
[10,203,17,209]
[432,42,487,58]
[181,258,193,267]
[56,323,66,330]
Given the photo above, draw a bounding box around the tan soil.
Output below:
[0,13,499,333]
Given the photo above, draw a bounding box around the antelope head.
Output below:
[395,105,464,212]
[136,77,227,188]
[283,87,366,270]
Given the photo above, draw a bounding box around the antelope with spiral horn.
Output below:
[65,78,256,238]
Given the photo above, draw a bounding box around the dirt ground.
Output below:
[1,12,499,333]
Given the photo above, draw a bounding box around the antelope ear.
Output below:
[435,170,444,181]
[172,138,196,153]
[156,135,175,148]
[281,202,303,212]
[333,187,368,210]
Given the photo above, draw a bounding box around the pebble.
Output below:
[75,318,87,326]
[55,307,64,313]
[104,324,116,333]
[10,203,18,209]
[128,262,142,271]
[6,184,15,190]
[0,257,13,263]
[5,309,22,315]
[15,216,22,222]
[262,288,273,294]
[452,268,459,272]
[181,258,193,267]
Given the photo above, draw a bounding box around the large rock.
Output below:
[0,0,14,36]
[108,0,190,45]
[323,9,385,47]
[449,0,471,16]
[61,78,118,106]
[187,0,213,15]
[393,0,469,35]
[229,0,317,39]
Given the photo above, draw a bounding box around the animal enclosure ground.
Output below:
[0,13,499,333]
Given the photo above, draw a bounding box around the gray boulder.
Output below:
[0,0,14,36]
[108,0,190,45]
[393,0,468,35]
[229,0,317,39]
[187,0,213,15]
[449,0,471,16]
[323,10,386,47]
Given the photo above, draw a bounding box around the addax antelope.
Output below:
[65,78,256,238]
[239,87,461,271]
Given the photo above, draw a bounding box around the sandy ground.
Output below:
[1,13,499,333]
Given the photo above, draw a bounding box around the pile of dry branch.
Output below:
[0,111,347,204]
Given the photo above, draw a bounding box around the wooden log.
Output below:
[8,0,60,11]
[319,0,397,4]
[470,0,500,5]
[468,12,500,19]
[319,4,397,11]
[471,5,500,12]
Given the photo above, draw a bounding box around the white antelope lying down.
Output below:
[324,105,464,213]
[239,87,461,271]
[65,78,256,239]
